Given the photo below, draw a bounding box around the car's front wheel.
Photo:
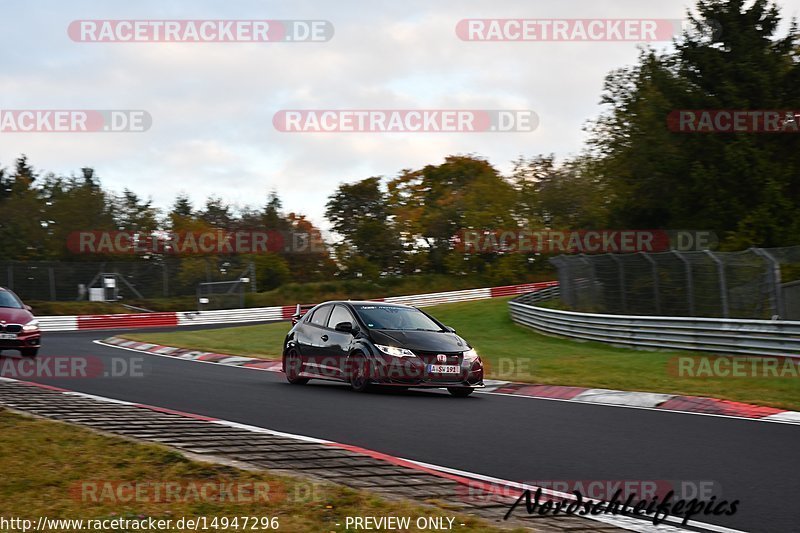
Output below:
[447,387,474,398]
[284,350,309,385]
[348,353,372,393]
[20,348,38,357]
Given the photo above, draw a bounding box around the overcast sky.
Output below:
[2,0,799,230]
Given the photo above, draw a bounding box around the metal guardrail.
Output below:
[384,288,491,308]
[38,316,78,332]
[509,292,800,358]
[177,307,285,326]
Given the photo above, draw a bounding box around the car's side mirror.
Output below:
[445,325,456,333]
[335,321,356,334]
[24,305,32,312]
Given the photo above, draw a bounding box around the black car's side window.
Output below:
[327,305,354,329]
[309,305,332,327]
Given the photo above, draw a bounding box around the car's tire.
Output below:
[348,353,372,393]
[20,348,38,358]
[447,387,474,398]
[284,350,309,385]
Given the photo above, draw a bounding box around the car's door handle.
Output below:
[321,335,328,342]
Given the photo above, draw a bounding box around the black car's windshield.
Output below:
[354,305,442,331]
[0,291,22,309]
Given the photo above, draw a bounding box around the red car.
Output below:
[0,287,41,357]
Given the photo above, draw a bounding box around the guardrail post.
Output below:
[250,261,257,293]
[704,250,729,318]
[752,247,784,319]
[609,254,627,313]
[549,256,571,306]
[640,252,660,314]
[578,254,596,308]
[671,250,695,316]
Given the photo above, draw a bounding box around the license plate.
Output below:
[427,364,460,374]
[0,333,17,340]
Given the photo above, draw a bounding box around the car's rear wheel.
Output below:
[20,348,38,357]
[348,354,372,393]
[447,387,474,398]
[284,350,309,385]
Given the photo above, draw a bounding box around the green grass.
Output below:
[0,409,513,532]
[126,322,292,360]
[124,297,800,411]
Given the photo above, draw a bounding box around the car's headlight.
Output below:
[23,320,39,332]
[375,344,416,358]
[463,348,480,362]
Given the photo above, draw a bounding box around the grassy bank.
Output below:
[0,409,510,532]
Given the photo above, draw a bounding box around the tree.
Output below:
[199,196,232,228]
[41,168,116,259]
[325,177,402,273]
[387,155,518,272]
[252,252,291,291]
[587,0,800,247]
[115,189,158,233]
[262,190,290,231]
[0,156,47,259]
[513,155,610,229]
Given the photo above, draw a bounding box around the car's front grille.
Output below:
[0,324,22,333]
[415,351,463,365]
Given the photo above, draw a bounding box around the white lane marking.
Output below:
[95,340,800,427]
[63,391,135,405]
[13,382,742,533]
[211,419,332,444]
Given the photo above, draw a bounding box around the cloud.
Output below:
[2,0,799,228]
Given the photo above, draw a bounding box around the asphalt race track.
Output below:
[6,328,798,533]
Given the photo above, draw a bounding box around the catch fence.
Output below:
[551,246,800,320]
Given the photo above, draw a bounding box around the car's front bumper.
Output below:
[0,331,41,350]
[368,355,484,388]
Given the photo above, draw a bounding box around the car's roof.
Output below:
[316,300,415,309]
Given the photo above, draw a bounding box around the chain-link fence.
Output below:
[551,246,800,320]
[1,259,257,302]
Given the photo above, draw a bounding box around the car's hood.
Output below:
[0,307,34,325]
[369,329,468,353]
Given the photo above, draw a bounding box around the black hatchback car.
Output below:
[282,301,484,397]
